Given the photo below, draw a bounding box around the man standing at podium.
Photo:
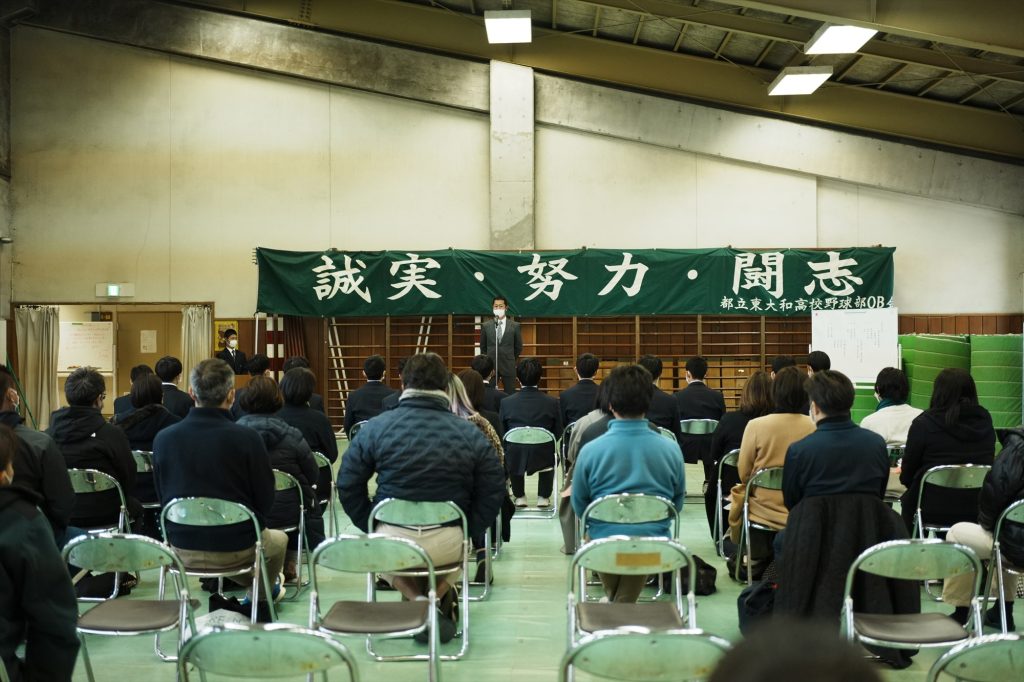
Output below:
[479,296,522,394]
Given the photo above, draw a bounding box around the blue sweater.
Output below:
[571,419,686,539]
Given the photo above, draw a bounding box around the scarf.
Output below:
[875,398,904,412]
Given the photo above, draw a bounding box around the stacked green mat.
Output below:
[851,386,878,425]
[899,334,971,410]
[970,335,1023,429]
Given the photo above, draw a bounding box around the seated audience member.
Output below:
[770,355,796,379]
[559,353,600,427]
[215,327,248,375]
[276,367,338,514]
[112,364,152,419]
[706,370,773,538]
[500,358,563,508]
[155,355,194,419]
[806,350,831,376]
[860,367,923,446]
[726,367,814,568]
[237,376,321,583]
[114,374,181,451]
[0,367,74,540]
[458,369,502,438]
[337,352,505,642]
[48,367,139,530]
[343,354,396,437]
[471,354,508,412]
[153,359,287,603]
[572,364,685,603]
[942,426,1024,628]
[637,355,683,447]
[899,368,996,532]
[675,356,727,522]
[230,354,271,420]
[380,357,408,411]
[281,356,326,414]
[0,425,80,682]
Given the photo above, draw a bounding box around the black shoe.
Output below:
[949,606,970,625]
[414,609,457,644]
[473,560,489,584]
[984,604,1015,630]
[200,577,220,593]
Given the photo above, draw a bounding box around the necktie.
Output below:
[497,321,504,343]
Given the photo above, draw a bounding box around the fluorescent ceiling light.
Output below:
[767,66,833,95]
[805,24,878,54]
[484,9,532,44]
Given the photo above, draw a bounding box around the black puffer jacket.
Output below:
[237,414,318,530]
[978,427,1024,567]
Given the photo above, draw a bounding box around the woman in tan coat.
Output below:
[728,367,815,549]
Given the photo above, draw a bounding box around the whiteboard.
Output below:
[58,321,114,372]
[811,308,899,384]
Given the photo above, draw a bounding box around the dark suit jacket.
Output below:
[479,318,523,382]
[215,348,249,375]
[647,387,683,454]
[499,387,562,476]
[674,382,727,465]
[161,384,194,420]
[559,379,600,428]
[381,391,400,411]
[309,392,326,415]
[344,382,398,436]
[112,394,134,419]
[483,383,509,413]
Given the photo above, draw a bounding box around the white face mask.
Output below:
[227,339,238,349]
[493,308,506,319]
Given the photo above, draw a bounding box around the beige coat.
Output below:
[728,412,815,541]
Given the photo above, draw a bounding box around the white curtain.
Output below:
[15,305,60,430]
[181,305,212,394]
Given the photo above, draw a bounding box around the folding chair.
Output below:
[272,469,312,599]
[883,444,905,507]
[656,426,677,443]
[503,426,558,518]
[559,628,730,682]
[310,534,441,682]
[349,420,369,439]
[715,449,740,558]
[159,497,278,624]
[368,498,471,660]
[680,419,719,435]
[841,539,984,650]
[577,494,680,602]
[62,533,198,682]
[179,622,361,681]
[736,466,785,584]
[986,499,1024,633]
[131,450,161,511]
[559,420,577,479]
[925,632,1024,682]
[312,450,339,537]
[67,468,131,600]
[568,536,697,646]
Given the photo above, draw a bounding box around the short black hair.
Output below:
[64,367,105,406]
[363,355,385,380]
[129,364,154,382]
[604,364,654,418]
[402,353,448,391]
[247,354,270,376]
[516,357,543,387]
[874,367,909,403]
[492,295,507,307]
[190,359,235,407]
[155,356,183,382]
[772,366,808,414]
[772,355,796,373]
[685,356,709,380]
[807,350,831,373]
[222,328,238,338]
[280,367,316,407]
[576,353,599,379]
[637,355,662,381]
[282,356,310,372]
[806,369,855,416]
[470,354,495,380]
[239,375,283,414]
[130,374,164,409]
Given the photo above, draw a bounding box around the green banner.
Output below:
[256,247,895,317]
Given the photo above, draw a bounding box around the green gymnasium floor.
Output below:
[68,448,957,681]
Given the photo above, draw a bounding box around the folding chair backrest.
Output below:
[68,468,124,496]
[62,532,187,575]
[369,498,466,530]
[349,420,369,438]
[925,633,1024,682]
[656,427,676,442]
[311,450,331,471]
[994,499,1024,538]
[846,539,982,598]
[504,426,556,445]
[746,466,785,495]
[572,536,693,577]
[313,533,434,576]
[179,622,360,681]
[886,444,905,466]
[160,497,257,531]
[720,449,740,468]
[132,450,154,473]
[680,419,719,435]
[581,494,677,533]
[919,464,991,492]
[273,469,301,495]
[559,629,730,682]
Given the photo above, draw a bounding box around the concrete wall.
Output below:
[10,27,1024,317]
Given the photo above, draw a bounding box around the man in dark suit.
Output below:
[470,354,508,413]
[155,356,194,419]
[282,356,327,414]
[343,355,397,437]
[215,328,248,375]
[499,358,563,508]
[674,356,726,461]
[559,353,600,428]
[637,355,683,448]
[113,364,153,419]
[479,296,523,394]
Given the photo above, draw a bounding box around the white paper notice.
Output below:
[140,330,157,354]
